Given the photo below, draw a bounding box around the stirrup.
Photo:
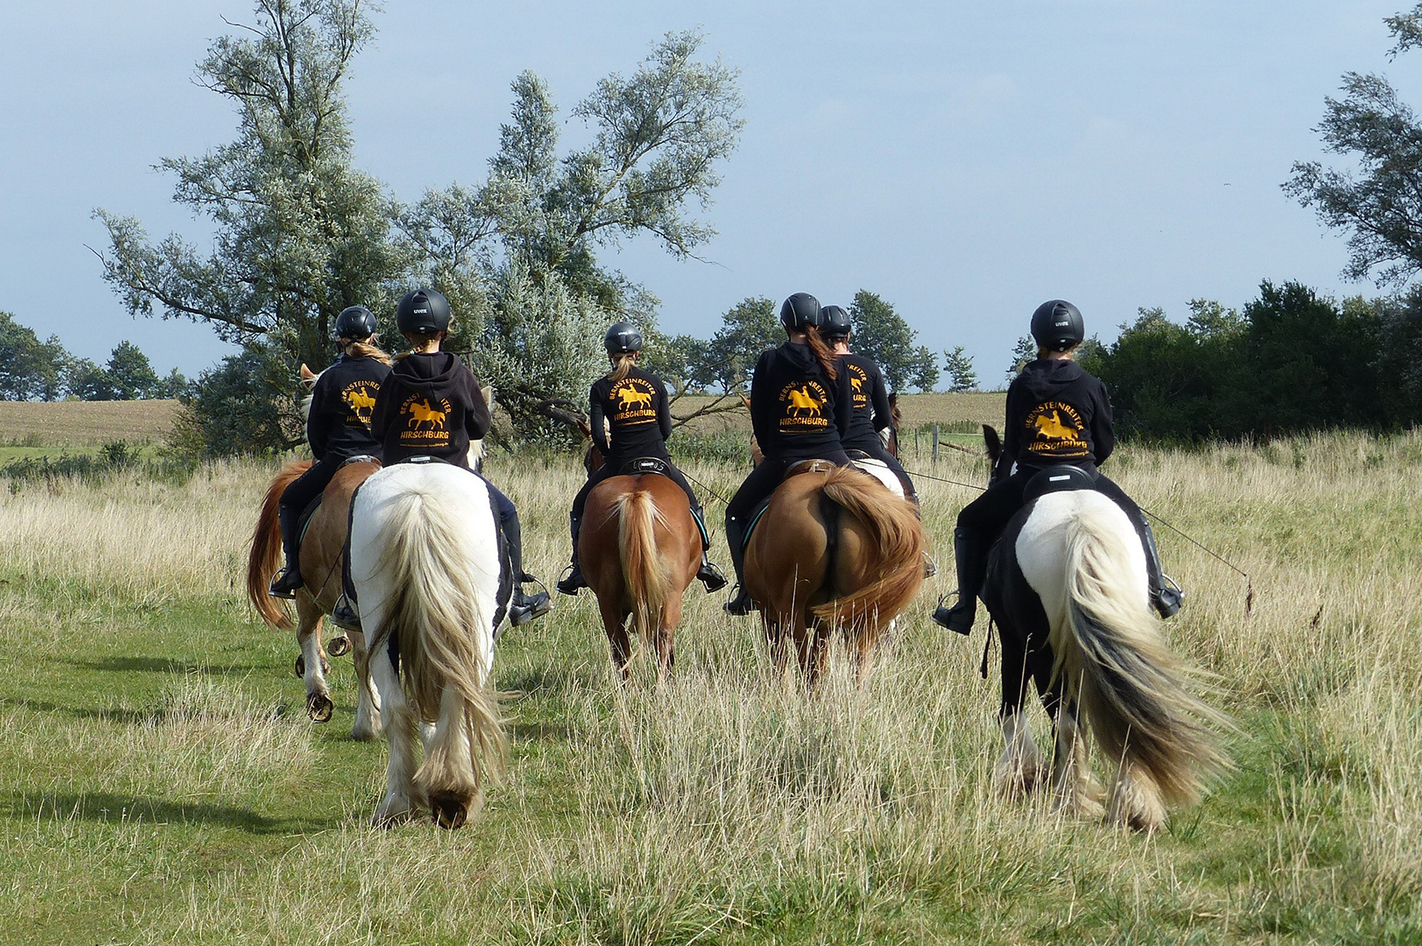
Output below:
[268,567,300,600]
[556,563,585,596]
[509,588,552,627]
[697,560,728,593]
[723,585,756,615]
[931,593,973,636]
[1153,574,1184,618]
[330,594,362,632]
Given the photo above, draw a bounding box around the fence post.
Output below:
[932,424,940,464]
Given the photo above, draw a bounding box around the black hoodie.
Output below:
[1003,357,1115,474]
[370,351,490,468]
[749,340,854,459]
[837,352,893,451]
[306,354,390,462]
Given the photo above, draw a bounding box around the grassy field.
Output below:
[1,400,1419,943]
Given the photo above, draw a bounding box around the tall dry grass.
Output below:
[2,428,1420,942]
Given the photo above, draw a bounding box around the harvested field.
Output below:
[0,399,180,447]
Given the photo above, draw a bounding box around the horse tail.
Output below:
[810,466,924,626]
[366,477,507,799]
[245,460,311,630]
[615,488,673,648]
[1055,500,1230,808]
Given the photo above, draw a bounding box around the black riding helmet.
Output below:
[396,288,452,335]
[604,321,643,354]
[1030,299,1085,351]
[332,305,377,341]
[820,304,851,340]
[779,292,822,331]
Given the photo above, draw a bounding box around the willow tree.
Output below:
[93,0,415,374]
[400,29,745,439]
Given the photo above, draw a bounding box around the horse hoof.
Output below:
[306,692,333,723]
[328,635,350,657]
[429,791,469,829]
[293,655,305,678]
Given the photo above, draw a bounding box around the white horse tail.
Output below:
[616,488,673,649]
[359,467,507,815]
[1053,498,1229,810]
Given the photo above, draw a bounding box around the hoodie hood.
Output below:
[1017,357,1086,400]
[779,339,818,372]
[390,351,460,396]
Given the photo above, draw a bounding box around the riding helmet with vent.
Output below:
[1030,299,1085,351]
[332,305,377,341]
[779,292,822,331]
[396,288,451,335]
[820,304,851,339]
[604,321,643,354]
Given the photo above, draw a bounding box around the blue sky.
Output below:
[1,1,1417,385]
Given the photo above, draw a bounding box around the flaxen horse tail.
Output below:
[1055,500,1230,813]
[367,479,507,802]
[810,465,924,628]
[615,488,674,650]
[245,460,311,630]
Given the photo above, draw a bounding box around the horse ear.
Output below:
[983,424,1001,460]
[481,385,495,411]
[577,417,592,438]
[740,394,752,410]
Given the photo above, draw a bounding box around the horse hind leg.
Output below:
[370,645,421,826]
[1106,763,1167,833]
[348,631,382,741]
[294,599,334,723]
[994,708,1047,798]
[1050,697,1104,820]
[422,685,481,830]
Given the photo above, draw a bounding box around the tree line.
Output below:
[0,312,186,401]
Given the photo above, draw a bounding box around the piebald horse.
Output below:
[977,426,1229,831]
[349,461,507,828]
[744,454,925,685]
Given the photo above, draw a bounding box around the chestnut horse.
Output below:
[581,469,701,680]
[246,458,382,738]
[744,462,925,684]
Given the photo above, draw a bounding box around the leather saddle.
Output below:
[1022,463,1098,504]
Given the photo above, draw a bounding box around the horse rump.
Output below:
[1048,493,1230,813]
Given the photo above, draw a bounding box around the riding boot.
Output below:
[689,503,728,592]
[1138,514,1183,618]
[932,527,979,635]
[268,506,304,598]
[556,513,586,595]
[503,513,552,627]
[722,514,755,615]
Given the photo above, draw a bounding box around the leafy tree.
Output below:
[1185,299,1246,340]
[156,367,193,399]
[66,358,117,401]
[399,31,745,433]
[170,344,301,458]
[1006,335,1036,380]
[846,290,938,392]
[1285,5,1422,286]
[686,296,780,393]
[93,0,417,379]
[942,345,977,392]
[105,341,162,400]
[0,312,67,401]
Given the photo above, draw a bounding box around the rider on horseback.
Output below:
[556,321,729,596]
[269,305,390,598]
[931,300,1184,634]
[330,288,552,631]
[723,292,855,615]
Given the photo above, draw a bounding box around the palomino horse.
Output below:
[976,426,1228,831]
[582,463,701,681]
[745,462,925,684]
[349,461,507,828]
